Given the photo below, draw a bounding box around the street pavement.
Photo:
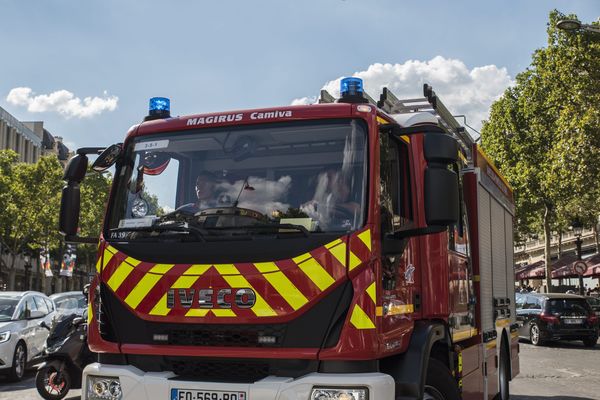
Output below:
[0,338,598,400]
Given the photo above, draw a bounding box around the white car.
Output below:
[50,291,87,318]
[0,291,56,381]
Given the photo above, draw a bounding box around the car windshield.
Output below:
[0,298,18,321]
[547,299,591,315]
[107,119,368,240]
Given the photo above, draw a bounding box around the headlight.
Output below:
[310,388,368,400]
[87,376,122,400]
[0,331,10,343]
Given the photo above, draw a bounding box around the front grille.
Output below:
[169,360,270,382]
[166,325,286,347]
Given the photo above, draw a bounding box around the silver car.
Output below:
[0,291,56,381]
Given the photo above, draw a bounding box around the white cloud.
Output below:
[6,87,118,119]
[293,56,513,131]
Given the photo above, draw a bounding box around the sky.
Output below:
[0,0,598,150]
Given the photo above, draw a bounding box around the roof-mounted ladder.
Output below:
[319,84,475,158]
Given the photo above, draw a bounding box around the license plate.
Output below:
[563,318,584,324]
[171,389,246,400]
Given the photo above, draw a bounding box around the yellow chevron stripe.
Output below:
[214,264,277,317]
[328,242,346,266]
[211,309,237,317]
[292,252,312,264]
[107,262,134,292]
[98,248,115,272]
[350,305,376,329]
[296,257,335,291]
[124,264,173,309]
[149,293,170,316]
[183,264,211,275]
[349,251,362,270]
[186,308,209,317]
[325,239,343,249]
[358,229,372,251]
[254,262,308,310]
[366,282,376,304]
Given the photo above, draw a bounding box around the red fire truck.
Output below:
[60,77,519,400]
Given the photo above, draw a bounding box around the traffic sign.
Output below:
[573,261,587,276]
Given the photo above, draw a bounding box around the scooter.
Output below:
[35,312,95,400]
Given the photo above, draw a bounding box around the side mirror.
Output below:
[92,144,122,172]
[424,167,459,226]
[39,321,50,330]
[423,133,459,227]
[59,183,81,236]
[72,317,84,326]
[63,153,88,183]
[29,310,45,319]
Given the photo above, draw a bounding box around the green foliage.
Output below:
[481,10,600,241]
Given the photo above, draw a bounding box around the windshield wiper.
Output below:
[204,223,310,237]
[110,222,206,241]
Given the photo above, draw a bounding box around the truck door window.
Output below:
[448,162,469,255]
[380,134,412,234]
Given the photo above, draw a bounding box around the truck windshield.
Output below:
[107,119,367,241]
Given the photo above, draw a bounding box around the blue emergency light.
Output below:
[146,97,171,120]
[339,77,368,104]
[340,77,363,97]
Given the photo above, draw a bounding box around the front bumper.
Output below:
[82,363,395,400]
[0,337,18,370]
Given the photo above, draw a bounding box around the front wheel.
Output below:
[35,365,71,400]
[423,358,461,400]
[7,342,27,381]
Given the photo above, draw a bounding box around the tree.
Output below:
[481,10,600,292]
[76,169,112,281]
[0,152,63,289]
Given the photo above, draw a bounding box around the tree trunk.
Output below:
[558,232,562,259]
[544,206,553,293]
[7,253,17,291]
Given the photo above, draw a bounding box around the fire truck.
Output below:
[59,77,519,400]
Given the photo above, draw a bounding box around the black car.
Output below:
[586,296,600,317]
[516,293,599,347]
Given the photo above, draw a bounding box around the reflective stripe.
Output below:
[254,262,308,310]
[296,257,335,291]
[350,305,376,329]
[183,264,211,275]
[366,282,376,304]
[149,270,203,316]
[107,262,134,292]
[186,309,209,317]
[348,251,361,270]
[211,309,237,317]
[215,264,277,317]
[292,252,312,264]
[327,242,346,266]
[357,229,372,251]
[124,264,173,309]
[99,248,115,273]
[149,294,169,316]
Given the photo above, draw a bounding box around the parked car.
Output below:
[50,291,86,318]
[516,293,599,347]
[0,291,57,380]
[586,296,600,317]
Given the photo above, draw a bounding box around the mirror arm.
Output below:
[387,226,446,241]
[77,147,106,156]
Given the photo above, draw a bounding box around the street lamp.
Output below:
[571,221,584,295]
[557,18,600,34]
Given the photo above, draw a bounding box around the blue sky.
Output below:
[1,0,598,149]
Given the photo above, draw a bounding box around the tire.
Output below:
[529,323,543,346]
[423,358,461,400]
[582,336,598,348]
[7,341,27,382]
[35,364,71,400]
[497,343,510,400]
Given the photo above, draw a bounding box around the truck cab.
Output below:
[60,78,518,400]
